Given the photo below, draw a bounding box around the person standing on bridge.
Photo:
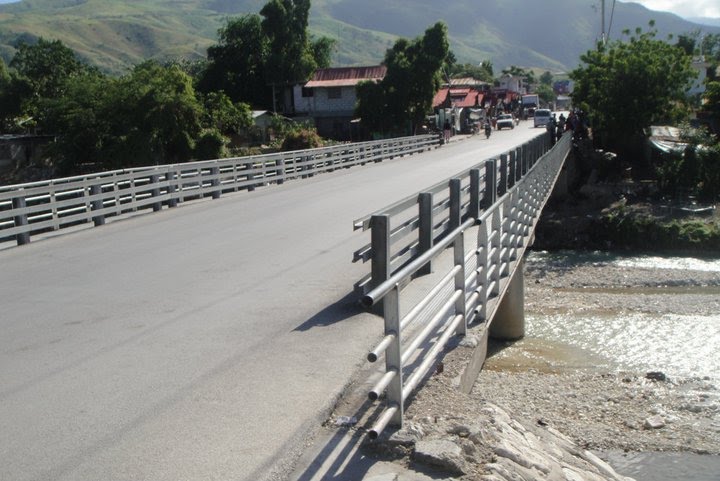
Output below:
[547,113,557,145]
[443,118,452,143]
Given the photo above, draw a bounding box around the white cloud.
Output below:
[622,0,720,19]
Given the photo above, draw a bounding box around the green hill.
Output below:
[0,0,717,75]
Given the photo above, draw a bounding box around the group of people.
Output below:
[546,109,590,144]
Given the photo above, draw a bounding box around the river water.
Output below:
[525,252,720,383]
[522,252,720,481]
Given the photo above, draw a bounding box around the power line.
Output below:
[607,0,617,41]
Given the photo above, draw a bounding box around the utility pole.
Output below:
[601,0,606,44]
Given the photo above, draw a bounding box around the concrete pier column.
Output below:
[490,259,525,340]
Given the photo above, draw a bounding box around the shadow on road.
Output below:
[293,292,365,331]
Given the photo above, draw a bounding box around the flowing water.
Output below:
[517,252,720,481]
[525,252,720,383]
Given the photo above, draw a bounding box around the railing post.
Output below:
[482,159,497,209]
[418,192,433,276]
[12,195,30,245]
[454,229,467,335]
[370,214,391,296]
[491,205,502,297]
[90,184,105,226]
[384,285,403,427]
[518,145,526,177]
[276,157,286,185]
[470,168,480,220]
[150,174,162,212]
[477,221,490,322]
[211,166,221,199]
[166,170,178,208]
[508,151,516,188]
[449,178,462,230]
[499,154,508,196]
[246,162,256,192]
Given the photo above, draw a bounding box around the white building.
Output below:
[293,66,386,140]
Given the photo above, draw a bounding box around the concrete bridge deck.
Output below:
[0,125,544,481]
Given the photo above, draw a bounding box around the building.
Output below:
[293,66,386,140]
[688,56,711,98]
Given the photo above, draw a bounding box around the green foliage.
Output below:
[280,127,323,151]
[118,61,203,165]
[536,84,555,105]
[540,70,553,85]
[39,59,210,173]
[9,37,92,117]
[194,128,226,160]
[570,25,695,162]
[202,91,253,135]
[449,61,493,82]
[198,1,334,110]
[197,14,270,107]
[654,126,720,202]
[704,80,720,124]
[502,65,535,85]
[356,21,449,136]
[598,203,720,252]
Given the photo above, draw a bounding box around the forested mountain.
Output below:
[0,0,718,75]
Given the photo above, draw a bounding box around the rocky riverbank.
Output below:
[354,252,720,480]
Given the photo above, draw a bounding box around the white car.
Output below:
[533,109,552,128]
[496,113,515,130]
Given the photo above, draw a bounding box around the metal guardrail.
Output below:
[357,132,571,438]
[352,132,551,295]
[0,135,439,247]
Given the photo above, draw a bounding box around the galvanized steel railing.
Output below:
[0,135,439,247]
[358,132,570,438]
[352,133,551,295]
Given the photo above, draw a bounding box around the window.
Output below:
[327,87,342,99]
[301,87,314,98]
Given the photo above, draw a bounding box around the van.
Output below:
[534,109,552,128]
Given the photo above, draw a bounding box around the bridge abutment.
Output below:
[490,259,525,340]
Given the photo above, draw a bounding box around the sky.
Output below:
[621,0,720,19]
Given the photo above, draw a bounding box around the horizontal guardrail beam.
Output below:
[1,134,440,247]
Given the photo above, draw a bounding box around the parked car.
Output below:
[496,113,515,130]
[533,109,552,128]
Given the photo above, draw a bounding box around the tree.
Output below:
[260,0,335,110]
[201,91,253,136]
[10,38,89,111]
[198,1,334,111]
[536,84,555,106]
[502,65,535,86]
[117,61,203,165]
[570,24,695,164]
[197,15,270,107]
[43,61,205,172]
[449,61,493,83]
[540,71,553,86]
[357,22,449,136]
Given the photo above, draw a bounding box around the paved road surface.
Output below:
[0,124,544,481]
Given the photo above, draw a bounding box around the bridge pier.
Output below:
[490,259,525,340]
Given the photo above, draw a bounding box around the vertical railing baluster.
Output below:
[418,192,433,276]
[454,228,467,335]
[12,194,30,245]
[470,168,480,220]
[90,184,105,226]
[449,178,461,230]
[384,284,403,427]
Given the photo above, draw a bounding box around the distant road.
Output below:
[0,123,544,481]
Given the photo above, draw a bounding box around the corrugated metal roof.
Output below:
[305,66,386,88]
[432,88,449,108]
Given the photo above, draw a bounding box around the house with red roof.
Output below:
[293,66,386,140]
